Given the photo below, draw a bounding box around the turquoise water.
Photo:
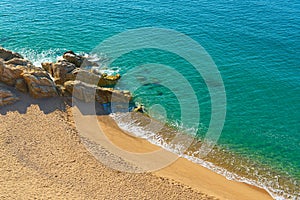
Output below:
[1,0,299,199]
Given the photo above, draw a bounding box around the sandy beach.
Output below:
[0,88,272,199]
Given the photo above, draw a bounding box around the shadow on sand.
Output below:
[0,83,112,116]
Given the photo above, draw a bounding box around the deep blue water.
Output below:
[1,0,299,199]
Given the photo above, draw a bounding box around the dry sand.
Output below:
[0,90,273,199]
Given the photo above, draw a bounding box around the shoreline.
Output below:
[96,115,272,200]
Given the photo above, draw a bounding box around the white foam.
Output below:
[16,48,63,67]
[110,112,299,200]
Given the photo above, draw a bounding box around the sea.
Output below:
[0,0,299,199]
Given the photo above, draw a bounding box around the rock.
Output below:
[15,78,28,93]
[0,59,27,86]
[0,88,19,106]
[0,47,23,61]
[5,58,33,67]
[55,84,69,97]
[52,60,76,85]
[98,73,120,87]
[72,68,101,85]
[23,70,57,98]
[63,51,84,68]
[73,69,120,87]
[41,62,53,75]
[133,104,145,113]
[64,80,131,104]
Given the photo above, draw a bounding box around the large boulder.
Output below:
[0,47,23,61]
[0,59,27,86]
[0,88,19,106]
[23,70,57,98]
[64,80,131,104]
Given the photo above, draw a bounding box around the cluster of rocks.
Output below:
[0,47,131,106]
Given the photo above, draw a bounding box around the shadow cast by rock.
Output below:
[0,83,67,115]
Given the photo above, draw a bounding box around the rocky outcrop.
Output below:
[0,48,58,98]
[23,70,57,98]
[42,53,120,87]
[0,48,132,107]
[0,47,23,61]
[0,88,19,106]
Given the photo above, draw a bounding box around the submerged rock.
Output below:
[0,88,19,106]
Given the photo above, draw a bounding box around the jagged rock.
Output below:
[63,51,84,68]
[51,60,76,85]
[0,59,27,86]
[62,51,99,68]
[0,47,23,61]
[23,70,57,98]
[5,58,33,67]
[55,84,70,97]
[15,78,28,93]
[41,62,53,75]
[0,88,19,106]
[64,80,131,104]
[42,50,118,87]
